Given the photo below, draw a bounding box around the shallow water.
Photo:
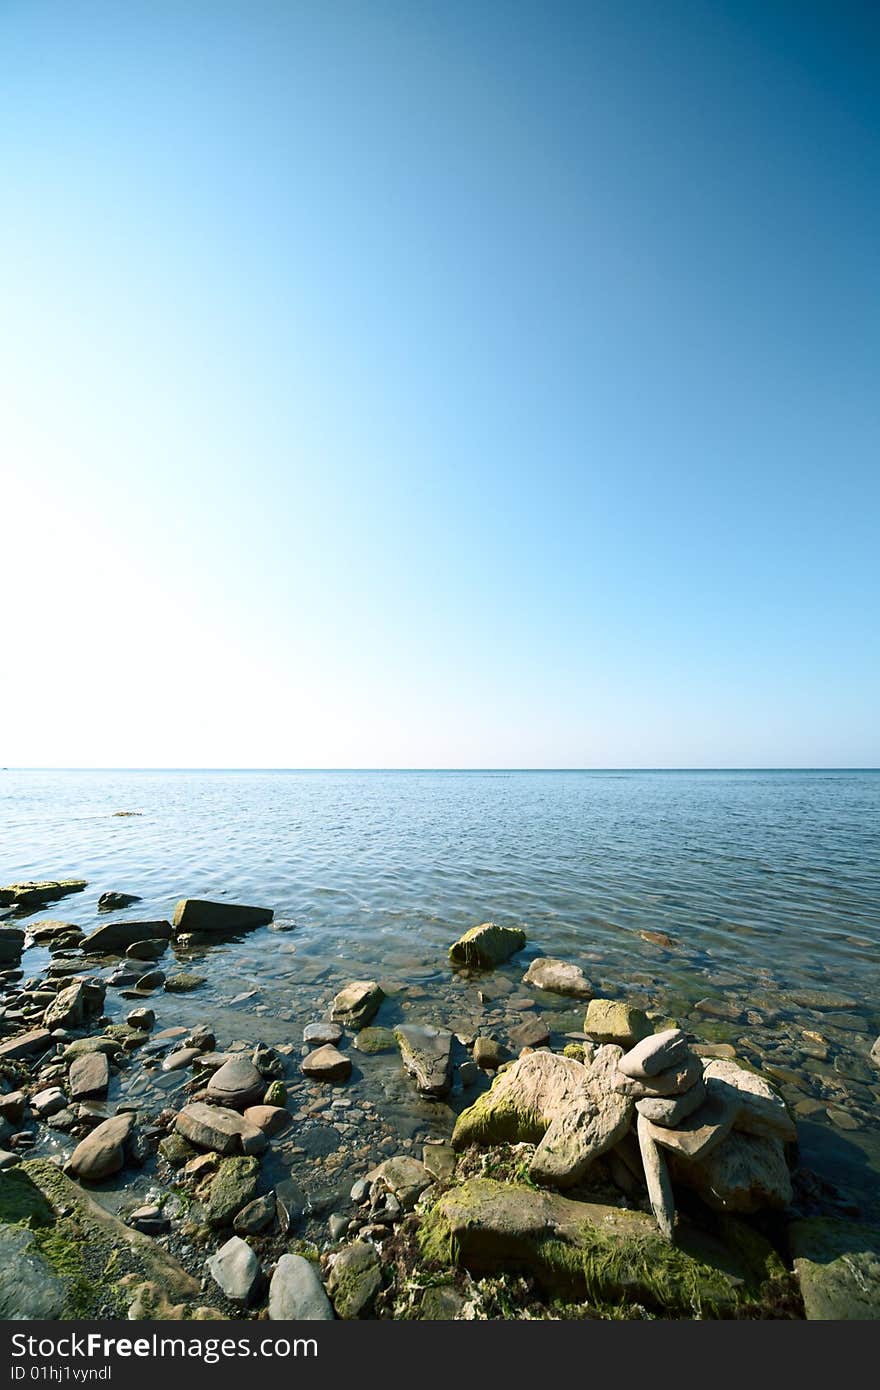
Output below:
[3,768,879,1219]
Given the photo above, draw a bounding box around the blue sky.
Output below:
[1,1,878,767]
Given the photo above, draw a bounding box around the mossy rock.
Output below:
[203,1155,260,1227]
[418,1178,767,1317]
[449,923,526,971]
[353,1026,398,1055]
[790,1218,880,1319]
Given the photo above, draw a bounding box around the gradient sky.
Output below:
[1,1,878,768]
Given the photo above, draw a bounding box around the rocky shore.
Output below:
[2,885,879,1321]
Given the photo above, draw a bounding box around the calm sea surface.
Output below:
[3,769,879,1215]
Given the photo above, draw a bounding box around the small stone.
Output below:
[164,973,205,993]
[366,1155,432,1209]
[204,1156,261,1228]
[612,1053,704,1099]
[66,1112,134,1180]
[352,1026,397,1054]
[31,1086,68,1117]
[207,1236,263,1304]
[162,1047,201,1072]
[302,1045,352,1083]
[303,1022,343,1046]
[243,1105,289,1136]
[68,1051,110,1100]
[331,981,384,1030]
[473,1036,508,1070]
[584,999,652,1046]
[395,1024,453,1097]
[619,1029,689,1080]
[175,1103,269,1156]
[636,1078,707,1127]
[126,1008,155,1031]
[448,922,526,970]
[522,957,593,998]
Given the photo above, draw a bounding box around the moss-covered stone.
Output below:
[449,923,526,970]
[353,1026,398,1054]
[203,1155,260,1227]
[327,1241,382,1318]
[790,1217,880,1319]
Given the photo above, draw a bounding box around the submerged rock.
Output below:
[522,957,593,999]
[172,899,273,933]
[352,1026,396,1054]
[97,891,141,911]
[303,1021,343,1046]
[395,1024,453,1097]
[331,981,384,1030]
[448,922,526,970]
[81,920,172,954]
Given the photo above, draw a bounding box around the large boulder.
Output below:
[175,1103,268,1157]
[395,1024,453,1098]
[419,1178,756,1315]
[789,1218,880,1320]
[66,1113,134,1181]
[268,1254,334,1320]
[44,977,106,1030]
[522,957,593,999]
[81,920,172,954]
[448,922,526,970]
[172,899,273,933]
[0,928,25,963]
[330,981,384,1030]
[0,879,87,910]
[702,1058,796,1142]
[452,1047,633,1188]
[669,1130,792,1213]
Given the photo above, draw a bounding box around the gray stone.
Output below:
[207,1056,265,1110]
[162,1046,201,1072]
[68,1052,110,1100]
[97,892,141,911]
[612,1052,704,1099]
[330,981,384,1030]
[702,1058,797,1142]
[164,973,205,993]
[31,1086,68,1117]
[268,1253,334,1320]
[0,1226,69,1318]
[642,1078,739,1161]
[636,1077,707,1127]
[207,1236,263,1304]
[473,1036,508,1070]
[125,939,168,960]
[44,978,106,1030]
[366,1155,432,1209]
[522,957,593,999]
[636,1112,675,1241]
[175,1103,269,1156]
[395,1024,453,1097]
[81,920,172,953]
[233,1192,277,1236]
[126,1007,155,1030]
[619,1029,688,1080]
[510,1016,551,1049]
[327,1241,381,1318]
[303,1021,343,1045]
[66,1112,134,1180]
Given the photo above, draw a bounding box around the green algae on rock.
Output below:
[449,923,526,970]
[789,1217,880,1319]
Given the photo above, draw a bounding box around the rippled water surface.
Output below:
[3,769,879,1215]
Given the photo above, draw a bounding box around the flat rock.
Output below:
[268,1253,334,1320]
[44,978,106,1030]
[636,1077,707,1127]
[394,1024,453,1097]
[0,879,87,910]
[162,1047,201,1072]
[0,1029,53,1061]
[522,957,593,999]
[81,920,172,954]
[172,899,273,933]
[366,1155,432,1209]
[612,1052,704,1099]
[28,921,84,946]
[302,1044,352,1082]
[207,1057,265,1110]
[207,1236,263,1304]
[164,973,205,993]
[448,922,526,970]
[584,999,652,1046]
[789,1218,880,1319]
[68,1051,110,1100]
[243,1105,289,1136]
[303,1021,343,1045]
[619,1029,689,1079]
[702,1058,797,1142]
[330,981,384,1030]
[66,1112,134,1181]
[510,1016,551,1049]
[642,1078,739,1161]
[175,1103,268,1156]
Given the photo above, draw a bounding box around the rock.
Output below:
[68,1051,110,1100]
[459,1059,480,1087]
[419,1178,747,1314]
[158,1133,198,1167]
[125,939,168,960]
[702,1058,797,1142]
[529,1046,634,1188]
[790,1218,880,1319]
[302,1044,352,1082]
[448,922,526,970]
[203,1155,261,1227]
[43,978,106,1030]
[187,1024,216,1051]
[0,928,25,963]
[639,929,675,947]
[243,1105,289,1136]
[636,1078,707,1127]
[207,1236,263,1304]
[206,1057,265,1110]
[303,1021,343,1046]
[268,1253,334,1320]
[670,1131,793,1212]
[0,880,87,910]
[164,973,205,993]
[252,1043,284,1078]
[28,921,84,947]
[473,1036,508,1070]
[395,1024,453,1097]
[66,1112,134,1180]
[613,1053,704,1099]
[263,1080,287,1107]
[172,899,273,933]
[328,1213,348,1242]
[31,1086,68,1117]
[327,1241,381,1318]
[81,920,172,954]
[175,1103,269,1157]
[510,1016,550,1049]
[870,1036,880,1069]
[126,1007,155,1030]
[97,892,141,911]
[132,968,165,991]
[0,1091,26,1123]
[422,1142,456,1185]
[3,1023,49,1065]
[352,1026,396,1054]
[162,1047,201,1072]
[0,1226,70,1318]
[366,1156,432,1209]
[584,999,652,1046]
[233,1192,277,1235]
[636,1113,675,1240]
[619,1029,689,1079]
[330,981,384,1030]
[522,957,593,998]
[786,989,859,1011]
[419,1286,466,1319]
[641,1079,739,1161]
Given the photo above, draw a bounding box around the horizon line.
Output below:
[4,766,879,774]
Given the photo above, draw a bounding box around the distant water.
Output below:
[3,769,879,1214]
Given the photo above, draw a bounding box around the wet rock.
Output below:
[63,1036,119,1060]
[252,1043,284,1079]
[164,973,205,993]
[126,1007,155,1031]
[186,1023,216,1051]
[243,1105,289,1136]
[125,939,168,960]
[268,1253,334,1320]
[510,1016,550,1049]
[0,1091,26,1124]
[97,892,141,911]
[132,969,165,991]
[522,957,593,999]
[366,1155,432,1209]
[31,1086,68,1117]
[28,921,84,948]
[448,922,526,970]
[0,929,25,964]
[670,1130,792,1212]
[0,880,87,911]
[790,1218,880,1319]
[619,1029,689,1080]
[0,1029,53,1061]
[786,989,859,1011]
[352,1026,396,1054]
[66,1112,134,1181]
[327,1241,381,1318]
[81,920,172,954]
[0,1226,69,1318]
[175,1102,269,1157]
[207,1057,265,1110]
[203,1155,261,1227]
[331,981,384,1030]
[263,1080,287,1107]
[233,1192,277,1235]
[127,1206,169,1236]
[158,1132,198,1167]
[395,1024,453,1097]
[162,1047,201,1072]
[302,1045,352,1083]
[473,1036,508,1070]
[172,899,273,933]
[207,1236,263,1304]
[422,1141,456,1185]
[43,978,106,1030]
[584,999,652,1046]
[303,1021,343,1046]
[68,1051,110,1100]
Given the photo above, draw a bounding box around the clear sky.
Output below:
[1,1,878,768]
